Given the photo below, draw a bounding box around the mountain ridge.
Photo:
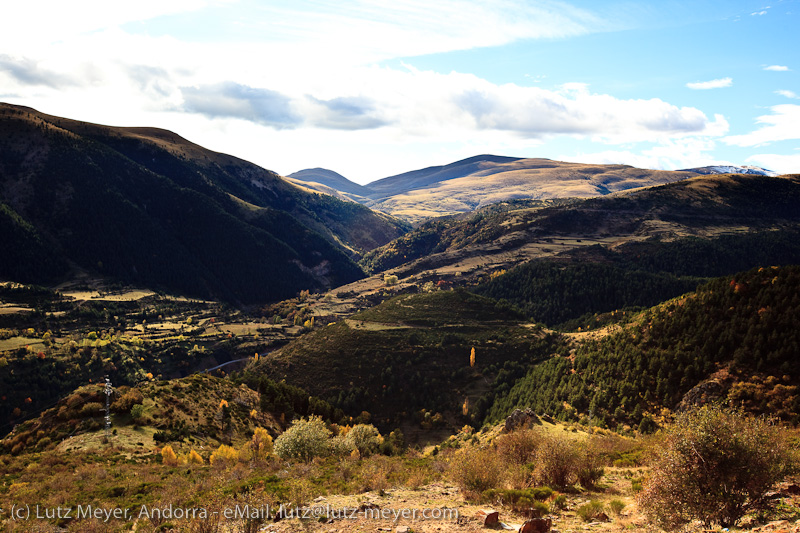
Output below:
[0,103,407,303]
[289,155,702,223]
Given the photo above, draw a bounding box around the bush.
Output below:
[130,404,145,422]
[495,429,542,466]
[534,434,581,488]
[80,402,104,417]
[638,405,796,529]
[577,500,606,522]
[608,499,625,516]
[450,446,504,497]
[345,424,382,457]
[274,416,332,461]
[576,441,605,489]
[187,449,204,465]
[111,389,144,413]
[484,488,553,514]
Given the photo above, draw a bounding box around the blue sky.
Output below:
[1,0,798,183]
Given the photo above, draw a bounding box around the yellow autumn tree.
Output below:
[161,445,178,467]
[187,449,203,465]
[210,444,238,467]
[250,427,274,461]
[469,347,476,367]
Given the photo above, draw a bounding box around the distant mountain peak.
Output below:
[680,165,779,177]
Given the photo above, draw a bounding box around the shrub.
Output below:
[495,428,542,466]
[638,405,796,529]
[577,500,606,522]
[274,416,332,461]
[551,494,567,510]
[345,424,382,457]
[80,402,104,417]
[130,404,145,422]
[576,441,605,489]
[450,446,504,497]
[484,488,553,515]
[111,389,144,413]
[534,434,581,488]
[608,499,625,516]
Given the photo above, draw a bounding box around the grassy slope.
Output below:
[366,157,697,222]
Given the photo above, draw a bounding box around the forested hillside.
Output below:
[474,228,800,326]
[486,265,800,429]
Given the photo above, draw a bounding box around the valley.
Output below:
[2,106,800,532]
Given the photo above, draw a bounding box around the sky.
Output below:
[1,0,798,184]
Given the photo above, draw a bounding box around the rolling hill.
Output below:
[249,290,564,434]
[290,155,700,223]
[0,103,407,303]
[358,174,800,280]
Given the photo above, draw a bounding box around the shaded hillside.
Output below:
[0,104,406,302]
[474,228,800,327]
[251,290,565,430]
[487,266,800,429]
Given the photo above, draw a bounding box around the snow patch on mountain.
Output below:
[680,165,779,177]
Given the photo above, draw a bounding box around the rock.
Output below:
[359,502,380,511]
[395,527,410,533]
[476,509,500,527]
[504,408,540,432]
[676,379,723,412]
[519,517,551,533]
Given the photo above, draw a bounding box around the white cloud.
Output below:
[686,77,733,90]
[744,153,800,174]
[0,0,212,51]
[764,65,790,71]
[776,90,799,99]
[751,10,768,15]
[564,138,725,171]
[724,104,800,146]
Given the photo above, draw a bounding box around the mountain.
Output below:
[678,164,779,177]
[365,154,523,198]
[289,155,700,223]
[286,168,371,202]
[0,103,407,303]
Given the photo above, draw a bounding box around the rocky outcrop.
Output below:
[504,408,541,432]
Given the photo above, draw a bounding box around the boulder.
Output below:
[504,408,540,432]
[476,509,499,527]
[519,517,551,533]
